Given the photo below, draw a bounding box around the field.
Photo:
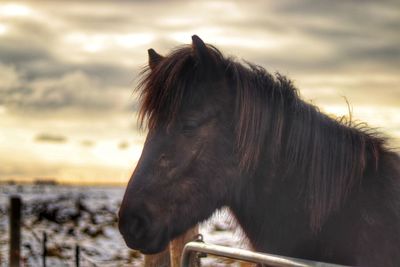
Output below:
[0,184,247,267]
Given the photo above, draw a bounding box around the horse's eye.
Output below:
[182,121,198,133]
[180,112,217,135]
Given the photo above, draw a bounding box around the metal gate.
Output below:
[181,237,351,267]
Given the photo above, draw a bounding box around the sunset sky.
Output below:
[0,0,399,185]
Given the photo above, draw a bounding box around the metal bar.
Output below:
[181,241,351,267]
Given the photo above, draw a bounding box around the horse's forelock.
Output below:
[137,45,225,131]
[137,48,193,130]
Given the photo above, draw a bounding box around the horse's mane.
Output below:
[137,44,386,231]
[227,61,385,230]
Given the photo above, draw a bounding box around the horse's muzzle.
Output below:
[118,206,169,254]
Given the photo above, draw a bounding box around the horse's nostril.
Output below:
[129,216,146,240]
[119,212,145,239]
[130,217,139,230]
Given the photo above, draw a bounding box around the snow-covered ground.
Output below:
[0,184,248,267]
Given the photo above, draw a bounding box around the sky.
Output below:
[0,0,399,185]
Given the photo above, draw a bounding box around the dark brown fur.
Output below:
[119,35,400,266]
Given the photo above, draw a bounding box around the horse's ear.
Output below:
[148,48,164,70]
[191,35,210,62]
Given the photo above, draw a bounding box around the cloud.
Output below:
[81,140,95,147]
[0,0,398,113]
[118,141,129,150]
[0,0,400,111]
[0,63,20,90]
[35,133,67,143]
[1,69,133,112]
[0,26,54,65]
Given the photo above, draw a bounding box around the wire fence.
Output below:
[2,194,141,267]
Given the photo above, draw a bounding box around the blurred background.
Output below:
[0,0,399,266]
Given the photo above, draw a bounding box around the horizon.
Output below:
[0,178,126,186]
[1,1,399,184]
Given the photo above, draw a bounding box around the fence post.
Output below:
[9,196,21,267]
[75,244,80,267]
[143,226,199,267]
[42,232,47,267]
[144,247,170,267]
[170,226,199,267]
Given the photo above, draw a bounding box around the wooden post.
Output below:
[42,232,47,267]
[75,244,80,267]
[144,248,170,267]
[170,226,199,267]
[9,196,21,267]
[144,226,199,267]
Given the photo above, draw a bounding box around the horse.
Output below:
[118,35,400,266]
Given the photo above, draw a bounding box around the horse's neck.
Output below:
[229,174,314,256]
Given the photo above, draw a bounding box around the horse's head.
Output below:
[118,36,242,254]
